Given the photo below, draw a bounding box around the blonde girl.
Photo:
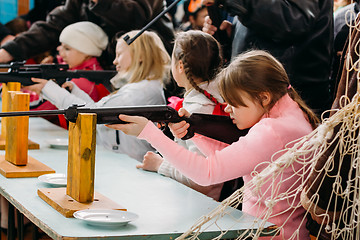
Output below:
[24,30,170,162]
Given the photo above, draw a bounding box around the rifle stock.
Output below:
[0,62,117,87]
[0,105,247,144]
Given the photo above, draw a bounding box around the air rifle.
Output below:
[0,61,117,86]
[0,105,247,144]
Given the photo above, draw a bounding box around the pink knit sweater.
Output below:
[138,94,312,239]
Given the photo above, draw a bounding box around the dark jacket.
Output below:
[0,23,10,43]
[1,0,174,66]
[219,0,333,113]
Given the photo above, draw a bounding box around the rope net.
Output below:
[176,6,360,240]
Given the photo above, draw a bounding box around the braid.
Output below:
[183,61,222,105]
[172,30,224,106]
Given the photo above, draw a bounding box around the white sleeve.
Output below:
[70,83,94,103]
[41,80,97,109]
[158,160,193,186]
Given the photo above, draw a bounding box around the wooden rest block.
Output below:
[0,136,40,150]
[0,155,55,178]
[38,188,127,218]
[1,83,21,138]
[67,113,96,203]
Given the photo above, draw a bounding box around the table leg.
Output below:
[32,224,39,240]
[7,204,14,240]
[16,210,24,240]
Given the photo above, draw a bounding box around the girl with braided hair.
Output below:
[136,30,225,200]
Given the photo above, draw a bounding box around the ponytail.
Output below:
[288,86,319,129]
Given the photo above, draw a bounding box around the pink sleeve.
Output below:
[191,134,229,156]
[138,121,284,186]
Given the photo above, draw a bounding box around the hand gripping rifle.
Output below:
[0,61,117,87]
[0,105,247,144]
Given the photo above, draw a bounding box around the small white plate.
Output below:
[73,209,138,227]
[38,173,67,186]
[46,138,68,149]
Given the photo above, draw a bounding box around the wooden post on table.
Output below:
[1,83,21,139]
[0,83,39,150]
[0,90,54,177]
[37,113,125,217]
[5,91,29,166]
[67,113,96,203]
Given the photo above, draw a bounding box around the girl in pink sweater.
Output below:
[107,50,319,239]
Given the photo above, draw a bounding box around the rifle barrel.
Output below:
[0,69,117,85]
[0,109,66,118]
[124,0,182,45]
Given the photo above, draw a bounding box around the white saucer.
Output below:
[38,173,67,186]
[46,138,68,149]
[73,209,138,227]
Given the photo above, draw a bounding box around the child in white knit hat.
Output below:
[28,21,110,129]
[56,21,109,101]
[58,21,108,68]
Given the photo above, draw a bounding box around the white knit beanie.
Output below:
[59,21,108,57]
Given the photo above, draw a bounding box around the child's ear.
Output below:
[177,60,184,73]
[260,92,271,107]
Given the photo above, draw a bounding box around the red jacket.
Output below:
[29,57,110,128]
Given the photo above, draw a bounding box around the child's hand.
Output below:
[62,81,74,91]
[136,151,163,172]
[105,114,148,137]
[169,108,191,139]
[40,55,54,64]
[22,78,48,95]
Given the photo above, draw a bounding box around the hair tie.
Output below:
[287,84,292,90]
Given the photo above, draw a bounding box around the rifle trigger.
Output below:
[157,122,167,131]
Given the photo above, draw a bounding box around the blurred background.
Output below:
[0,0,35,24]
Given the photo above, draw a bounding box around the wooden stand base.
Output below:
[0,155,55,178]
[0,137,40,150]
[38,188,126,218]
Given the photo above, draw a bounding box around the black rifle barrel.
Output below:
[0,105,183,124]
[0,109,66,117]
[123,0,182,45]
[0,64,117,86]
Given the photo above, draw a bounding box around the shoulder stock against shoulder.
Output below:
[183,113,248,144]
